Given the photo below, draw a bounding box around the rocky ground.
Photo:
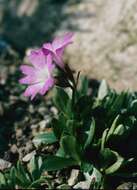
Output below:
[0,45,57,164]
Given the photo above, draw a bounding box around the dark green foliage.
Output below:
[33,79,137,188]
[33,131,58,147]
[42,156,77,171]
[2,78,137,188]
[0,156,51,189]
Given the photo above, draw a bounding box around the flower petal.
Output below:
[42,43,53,54]
[19,73,38,84]
[28,49,46,68]
[53,52,64,68]
[24,83,43,100]
[20,65,34,75]
[46,54,55,72]
[40,78,54,95]
[52,32,74,50]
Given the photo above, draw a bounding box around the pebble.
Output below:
[38,106,47,115]
[39,120,47,130]
[31,124,38,129]
[116,182,137,190]
[22,150,36,162]
[10,144,18,154]
[68,169,79,186]
[39,116,51,130]
[28,104,35,114]
[16,129,23,138]
[0,158,11,171]
[50,106,58,115]
[73,181,91,189]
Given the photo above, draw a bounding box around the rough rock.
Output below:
[68,169,79,186]
[116,182,137,190]
[58,0,137,90]
[73,181,91,189]
[0,158,11,171]
[22,151,36,162]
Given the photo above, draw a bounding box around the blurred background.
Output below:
[1,0,137,159]
[1,0,137,90]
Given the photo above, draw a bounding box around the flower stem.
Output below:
[72,86,75,108]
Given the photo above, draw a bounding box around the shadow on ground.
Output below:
[0,0,80,55]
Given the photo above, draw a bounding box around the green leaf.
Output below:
[81,162,93,173]
[33,131,58,147]
[61,135,81,163]
[106,115,120,141]
[0,172,6,186]
[56,147,66,157]
[29,177,47,188]
[108,92,127,118]
[101,128,109,151]
[98,80,108,100]
[79,76,89,96]
[75,96,92,119]
[42,156,77,171]
[16,161,30,186]
[113,124,125,136]
[129,99,137,114]
[28,156,42,181]
[10,166,16,187]
[52,118,63,139]
[84,118,95,149]
[99,148,117,170]
[113,124,132,138]
[52,113,68,139]
[105,151,124,175]
[53,87,70,114]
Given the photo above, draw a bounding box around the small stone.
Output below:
[39,120,47,130]
[38,107,47,115]
[68,169,79,186]
[116,182,137,190]
[43,145,55,153]
[57,184,70,189]
[28,104,35,114]
[0,158,11,171]
[16,129,23,138]
[133,183,137,190]
[25,141,34,153]
[50,106,58,115]
[22,151,36,162]
[73,181,91,189]
[9,95,18,103]
[44,115,52,124]
[39,116,51,130]
[10,144,18,154]
[31,124,38,129]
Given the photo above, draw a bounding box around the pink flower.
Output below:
[42,32,74,68]
[19,49,55,100]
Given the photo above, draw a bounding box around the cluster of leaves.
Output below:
[1,78,137,189]
[33,78,137,188]
[0,156,52,189]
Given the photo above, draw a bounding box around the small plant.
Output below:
[0,156,52,189]
[33,79,137,189]
[1,33,137,189]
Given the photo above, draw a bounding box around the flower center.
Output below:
[37,67,49,83]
